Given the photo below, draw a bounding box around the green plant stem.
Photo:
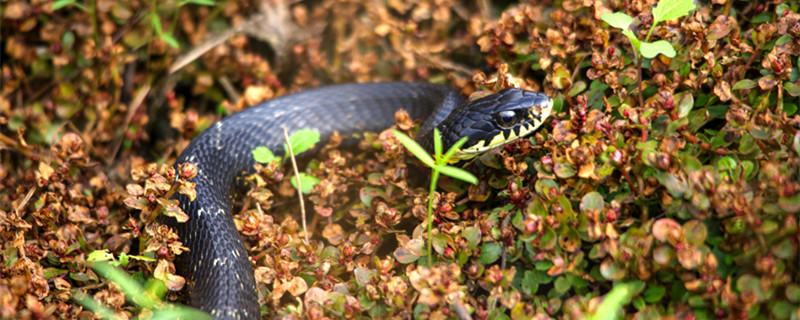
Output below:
[427,169,440,266]
[90,0,99,52]
[636,52,644,110]
[645,24,656,43]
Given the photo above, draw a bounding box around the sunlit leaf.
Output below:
[252,146,278,164]
[600,12,634,29]
[639,40,676,58]
[52,0,76,11]
[436,165,477,184]
[290,173,320,194]
[652,0,696,24]
[392,130,434,167]
[285,128,321,155]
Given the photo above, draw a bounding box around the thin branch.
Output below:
[284,127,309,246]
[0,132,37,160]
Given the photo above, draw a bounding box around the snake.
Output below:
[166,82,553,319]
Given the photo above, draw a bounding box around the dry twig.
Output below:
[284,127,310,246]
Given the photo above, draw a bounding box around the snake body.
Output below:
[167,82,552,319]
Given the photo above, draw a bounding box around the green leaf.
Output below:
[652,0,696,24]
[435,165,478,184]
[480,242,502,264]
[433,128,443,160]
[580,191,604,211]
[733,79,758,90]
[675,91,694,119]
[392,130,435,167]
[639,40,676,58]
[554,276,572,294]
[717,156,737,171]
[441,135,469,164]
[285,128,321,155]
[252,146,278,164]
[183,0,216,5]
[600,12,634,30]
[568,81,587,97]
[290,172,321,194]
[589,282,636,320]
[52,0,76,10]
[462,227,481,248]
[151,14,163,35]
[794,132,800,157]
[521,271,539,295]
[784,82,800,97]
[644,285,667,302]
[160,33,180,49]
[87,250,115,262]
[621,29,642,52]
[92,262,158,308]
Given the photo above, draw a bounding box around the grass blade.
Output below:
[436,165,478,184]
[393,130,435,167]
[441,136,469,164]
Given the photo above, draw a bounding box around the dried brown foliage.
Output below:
[2,0,800,319]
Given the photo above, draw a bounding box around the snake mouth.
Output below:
[452,97,553,161]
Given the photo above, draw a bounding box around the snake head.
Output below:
[436,88,553,165]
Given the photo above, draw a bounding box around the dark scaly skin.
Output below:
[166,83,464,319]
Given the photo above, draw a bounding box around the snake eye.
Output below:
[496,110,518,128]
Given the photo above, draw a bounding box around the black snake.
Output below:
[166,82,552,319]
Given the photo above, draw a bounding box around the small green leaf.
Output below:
[643,285,666,302]
[675,91,694,119]
[480,242,502,264]
[160,33,180,49]
[436,165,478,184]
[151,14,163,35]
[290,173,321,194]
[118,252,130,267]
[794,132,800,157]
[600,12,634,30]
[568,81,587,97]
[87,250,115,262]
[639,40,676,58]
[252,146,278,164]
[733,79,758,90]
[652,0,696,24]
[393,130,435,167]
[286,128,321,155]
[522,271,539,295]
[183,0,215,5]
[441,135,469,164]
[579,191,604,211]
[717,156,737,171]
[554,276,572,294]
[784,82,800,97]
[462,227,481,248]
[433,128,443,160]
[52,0,76,11]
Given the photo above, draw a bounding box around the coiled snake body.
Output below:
[168,82,552,319]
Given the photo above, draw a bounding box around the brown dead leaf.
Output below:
[154,260,186,291]
[714,81,732,101]
[322,223,345,245]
